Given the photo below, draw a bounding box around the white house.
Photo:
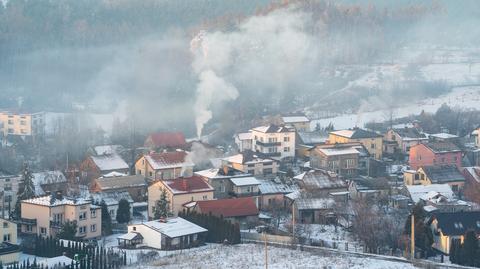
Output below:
[120,217,207,250]
[251,125,296,160]
[234,132,253,152]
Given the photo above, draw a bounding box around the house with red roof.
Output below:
[192,197,259,227]
[135,151,194,180]
[148,176,214,218]
[144,132,187,151]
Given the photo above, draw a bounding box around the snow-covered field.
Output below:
[312,85,480,130]
[127,244,417,269]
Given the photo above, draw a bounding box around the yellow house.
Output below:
[135,151,194,180]
[428,211,480,254]
[20,195,102,239]
[148,176,214,218]
[329,128,383,159]
[417,165,466,193]
[0,110,44,136]
[0,218,20,264]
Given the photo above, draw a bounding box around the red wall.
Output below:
[409,144,462,170]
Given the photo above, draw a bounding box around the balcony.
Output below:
[18,218,37,225]
[256,141,281,147]
[50,221,63,229]
[263,152,281,157]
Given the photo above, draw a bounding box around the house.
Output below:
[472,128,480,148]
[20,195,101,239]
[222,150,279,177]
[135,151,194,180]
[295,131,329,159]
[294,169,347,196]
[328,128,383,159]
[428,211,480,254]
[80,154,129,184]
[0,110,45,137]
[257,179,298,210]
[405,184,469,212]
[148,176,214,218]
[384,128,428,154]
[348,177,391,200]
[281,114,311,132]
[429,133,460,142]
[0,218,20,264]
[193,197,259,228]
[121,217,207,250]
[417,165,466,193]
[405,184,455,204]
[309,144,360,178]
[90,191,134,223]
[144,132,187,151]
[195,166,251,199]
[229,177,261,199]
[251,125,296,160]
[32,171,68,196]
[90,174,148,202]
[0,171,20,217]
[294,198,336,224]
[234,132,253,152]
[409,142,462,170]
[462,166,480,202]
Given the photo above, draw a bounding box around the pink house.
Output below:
[409,142,462,170]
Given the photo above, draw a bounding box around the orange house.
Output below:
[409,142,462,170]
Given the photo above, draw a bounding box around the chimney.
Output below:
[222,165,229,175]
[182,179,188,190]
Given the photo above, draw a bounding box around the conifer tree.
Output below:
[13,163,36,219]
[153,189,169,219]
[116,199,131,224]
[100,200,112,235]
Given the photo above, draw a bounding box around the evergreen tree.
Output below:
[153,189,169,219]
[100,200,112,235]
[116,199,131,224]
[13,163,36,219]
[56,221,78,241]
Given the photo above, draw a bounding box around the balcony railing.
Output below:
[18,218,37,225]
[50,221,63,229]
[256,141,281,147]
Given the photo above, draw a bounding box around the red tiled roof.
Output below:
[164,176,213,194]
[196,197,259,218]
[147,132,186,148]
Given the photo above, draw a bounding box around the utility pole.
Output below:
[263,231,268,269]
[292,201,295,242]
[411,214,415,260]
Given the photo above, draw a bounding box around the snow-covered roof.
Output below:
[258,179,298,195]
[144,151,194,170]
[295,198,335,210]
[282,116,310,123]
[317,147,360,156]
[472,129,479,136]
[423,205,438,212]
[32,171,67,195]
[95,175,147,190]
[236,132,252,140]
[90,191,133,206]
[102,171,128,178]
[406,184,454,203]
[430,133,459,139]
[195,167,250,179]
[230,177,260,186]
[285,190,301,200]
[251,124,294,133]
[117,232,143,241]
[141,217,207,238]
[22,195,92,207]
[463,167,480,183]
[90,154,129,172]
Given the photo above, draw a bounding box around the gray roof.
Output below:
[298,170,346,190]
[295,198,335,210]
[422,165,465,183]
[258,180,298,195]
[392,128,427,139]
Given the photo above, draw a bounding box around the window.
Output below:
[40,227,47,235]
[263,168,273,175]
[452,185,459,192]
[7,120,13,125]
[21,129,27,134]
[137,170,142,175]
[79,226,86,234]
[149,171,153,177]
[391,134,396,141]
[90,224,96,232]
[417,155,422,161]
[247,164,255,168]
[264,162,273,166]
[7,128,13,133]
[268,138,277,143]
[453,156,458,161]
[371,143,375,149]
[3,234,11,242]
[346,159,355,168]
[26,225,32,232]
[132,226,136,231]
[3,222,8,228]
[202,195,208,200]
[109,210,115,216]
[91,210,97,218]
[441,157,445,163]
[79,212,87,221]
[283,147,290,152]
[20,120,26,125]
[284,137,290,142]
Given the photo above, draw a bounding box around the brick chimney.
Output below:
[181,179,188,191]
[222,165,229,175]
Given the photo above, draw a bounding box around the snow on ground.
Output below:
[127,244,417,269]
[312,85,480,130]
